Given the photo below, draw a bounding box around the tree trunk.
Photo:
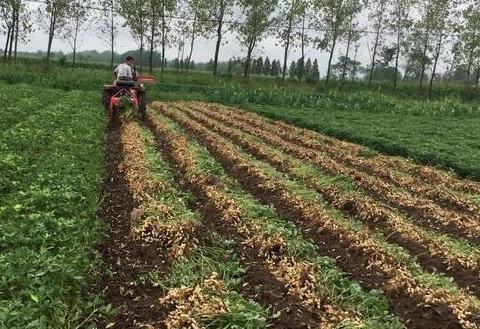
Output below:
[341,15,353,86]
[3,27,11,62]
[8,14,15,59]
[176,42,181,72]
[352,44,359,81]
[393,31,401,90]
[282,0,295,82]
[393,10,402,91]
[149,18,155,73]
[466,46,474,85]
[368,20,383,87]
[46,7,57,63]
[186,13,197,72]
[475,66,480,93]
[181,40,185,72]
[160,3,166,80]
[110,5,115,68]
[428,30,444,99]
[325,35,337,86]
[72,37,77,67]
[14,9,19,59]
[72,19,80,67]
[213,0,225,75]
[418,26,430,92]
[244,40,255,82]
[299,13,306,82]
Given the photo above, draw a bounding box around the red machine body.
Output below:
[102,75,156,121]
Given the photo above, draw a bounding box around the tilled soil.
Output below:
[95,121,169,329]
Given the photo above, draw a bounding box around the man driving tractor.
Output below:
[114,56,136,83]
[103,55,151,121]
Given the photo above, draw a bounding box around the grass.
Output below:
[0,84,107,328]
[1,59,478,180]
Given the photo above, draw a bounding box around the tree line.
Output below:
[1,0,480,96]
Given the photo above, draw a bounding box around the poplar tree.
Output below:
[98,0,119,68]
[428,0,453,98]
[119,0,148,71]
[310,58,320,81]
[62,0,92,67]
[1,0,32,61]
[313,0,361,86]
[341,13,361,86]
[264,57,271,75]
[277,0,309,81]
[387,0,414,90]
[202,0,235,75]
[457,1,480,88]
[236,0,278,81]
[181,0,208,71]
[289,60,297,78]
[38,0,71,63]
[367,0,389,87]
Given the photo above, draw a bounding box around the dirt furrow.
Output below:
[146,113,362,329]
[95,121,169,329]
[181,102,480,246]
[190,101,480,197]
[170,103,480,297]
[156,103,480,329]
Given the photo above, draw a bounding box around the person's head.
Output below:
[125,56,134,66]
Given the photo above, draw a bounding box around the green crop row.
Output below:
[0,83,107,328]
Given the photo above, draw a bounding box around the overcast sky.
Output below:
[1,3,447,76]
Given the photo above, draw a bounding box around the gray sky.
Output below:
[1,3,445,76]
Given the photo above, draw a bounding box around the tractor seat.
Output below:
[116,80,135,88]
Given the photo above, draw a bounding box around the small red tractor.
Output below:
[102,75,156,121]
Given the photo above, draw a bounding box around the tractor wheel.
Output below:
[138,92,146,121]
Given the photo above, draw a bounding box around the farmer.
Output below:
[114,56,136,83]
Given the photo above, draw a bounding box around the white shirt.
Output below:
[114,63,133,79]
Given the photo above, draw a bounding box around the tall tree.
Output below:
[254,57,264,74]
[62,0,91,67]
[457,1,480,87]
[236,0,278,81]
[367,0,389,87]
[304,57,312,80]
[289,60,297,78]
[98,0,119,68]
[310,58,320,81]
[313,0,361,86]
[38,0,71,63]
[180,0,208,72]
[341,12,361,86]
[119,0,148,72]
[270,59,280,76]
[277,0,308,81]
[1,0,32,61]
[142,0,176,75]
[159,0,177,79]
[263,57,271,75]
[387,0,413,90]
[202,0,235,75]
[295,11,310,82]
[428,0,453,98]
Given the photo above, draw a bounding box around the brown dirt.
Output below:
[176,106,480,297]
[94,121,169,329]
[146,115,326,328]
[156,105,479,329]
